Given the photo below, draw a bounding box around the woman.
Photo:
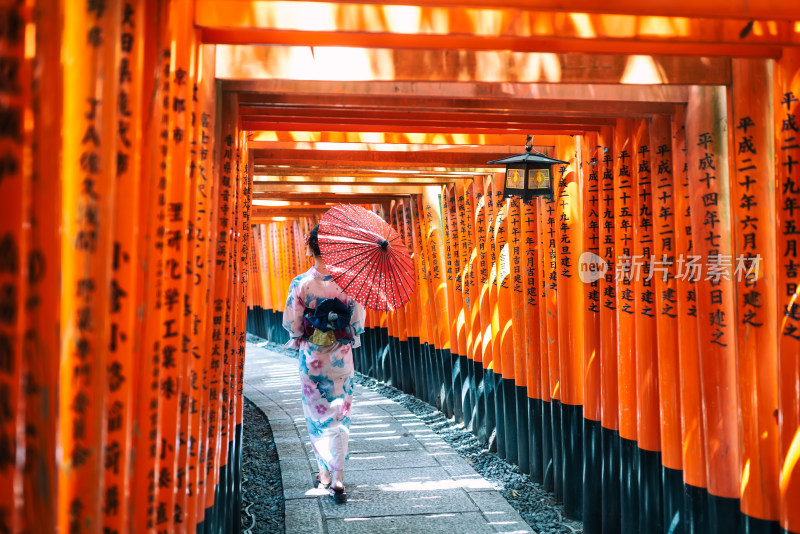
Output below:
[282,224,366,501]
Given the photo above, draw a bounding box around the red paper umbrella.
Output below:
[318,204,416,311]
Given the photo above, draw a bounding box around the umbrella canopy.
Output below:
[318,204,416,311]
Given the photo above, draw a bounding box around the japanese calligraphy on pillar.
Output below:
[600,144,616,315]
[778,90,800,345]
[0,4,26,532]
[616,144,635,316]
[61,0,119,530]
[103,2,142,531]
[696,130,732,347]
[586,151,600,314]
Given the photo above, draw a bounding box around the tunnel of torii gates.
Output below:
[5,0,800,533]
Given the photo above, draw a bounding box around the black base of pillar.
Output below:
[638,448,664,533]
[562,403,583,520]
[515,386,529,474]
[502,378,518,464]
[541,399,554,493]
[582,418,602,532]
[529,397,544,484]
[620,436,640,534]
[551,398,564,501]
[601,427,621,534]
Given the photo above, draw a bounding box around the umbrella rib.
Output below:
[361,248,384,310]
[334,245,382,284]
[333,246,383,295]
[326,248,382,272]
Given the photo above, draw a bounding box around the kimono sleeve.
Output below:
[282,275,306,350]
[349,300,366,349]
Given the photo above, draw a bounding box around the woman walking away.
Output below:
[282,224,366,502]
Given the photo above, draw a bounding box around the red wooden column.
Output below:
[462,181,483,436]
[774,46,800,534]
[102,0,146,531]
[730,57,781,529]
[59,0,120,530]
[686,85,740,528]
[0,3,30,530]
[632,118,662,532]
[25,2,61,531]
[509,194,530,469]
[613,118,638,532]
[581,132,602,528]
[650,113,683,530]
[539,187,560,496]
[189,42,218,529]
[521,198,543,482]
[597,125,620,533]
[555,135,583,516]
[670,105,709,530]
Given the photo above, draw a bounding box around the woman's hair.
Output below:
[307,225,321,257]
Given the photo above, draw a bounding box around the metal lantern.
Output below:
[487,135,569,201]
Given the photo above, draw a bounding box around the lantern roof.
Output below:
[487,148,569,166]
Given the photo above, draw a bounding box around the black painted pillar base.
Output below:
[491,370,504,458]
[639,448,664,533]
[663,466,684,534]
[502,378,518,465]
[442,348,454,418]
[483,367,497,452]
[562,403,583,520]
[601,427,621,534]
[551,398,564,501]
[451,351,463,423]
[515,386,529,474]
[541,399,554,493]
[620,436,640,534]
[388,334,399,388]
[459,355,472,428]
[709,494,741,533]
[529,397,543,484]
[582,418,602,532]
[684,483,710,534]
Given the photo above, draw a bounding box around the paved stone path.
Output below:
[243,343,535,533]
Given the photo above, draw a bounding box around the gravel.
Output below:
[245,334,583,534]
[241,396,285,534]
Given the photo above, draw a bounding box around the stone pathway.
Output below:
[243,343,535,533]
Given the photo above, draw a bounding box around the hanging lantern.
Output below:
[488,135,569,201]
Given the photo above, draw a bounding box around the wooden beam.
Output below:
[252,148,511,166]
[195,0,800,21]
[226,80,690,104]
[247,132,555,146]
[246,141,555,152]
[234,91,680,116]
[241,121,592,135]
[239,108,616,126]
[252,165,499,176]
[215,45,735,85]
[252,192,414,203]
[253,183,428,194]
[207,30,782,58]
[253,175,456,185]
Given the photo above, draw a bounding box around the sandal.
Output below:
[315,474,331,489]
[329,484,347,503]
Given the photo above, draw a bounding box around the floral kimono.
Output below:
[283,266,366,472]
